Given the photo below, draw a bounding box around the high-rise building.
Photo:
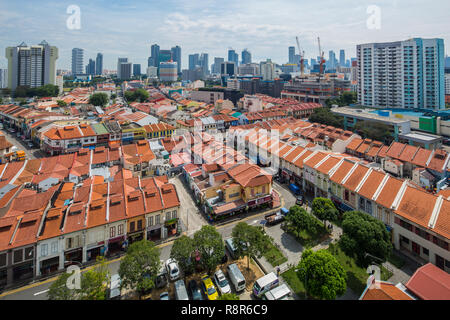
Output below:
[86,58,95,75]
[95,53,103,75]
[328,50,337,70]
[189,54,200,70]
[260,59,275,81]
[289,46,296,64]
[228,49,239,67]
[0,69,8,89]
[117,58,128,79]
[357,38,445,110]
[242,49,252,65]
[212,57,224,74]
[6,41,58,90]
[171,46,181,74]
[147,66,158,79]
[118,62,132,80]
[238,63,260,76]
[221,62,236,76]
[159,61,178,82]
[339,49,345,67]
[133,64,141,77]
[158,50,172,65]
[150,44,160,67]
[71,48,84,76]
[200,53,209,76]
[445,56,450,68]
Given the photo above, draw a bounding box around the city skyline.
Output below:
[1,0,450,71]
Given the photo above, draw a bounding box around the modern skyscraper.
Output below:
[0,69,8,89]
[328,50,337,70]
[200,53,209,76]
[86,58,95,75]
[118,62,132,80]
[357,38,445,110]
[171,46,181,74]
[228,49,239,67]
[289,46,296,64]
[133,64,141,77]
[212,57,224,74]
[221,62,236,76]
[242,49,252,65]
[189,54,200,70]
[150,44,160,67]
[339,49,345,67]
[6,40,58,90]
[117,58,128,79]
[95,53,103,75]
[71,48,84,76]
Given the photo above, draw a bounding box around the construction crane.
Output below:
[295,36,305,77]
[317,37,325,77]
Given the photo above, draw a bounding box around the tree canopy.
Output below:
[124,88,149,102]
[285,205,323,237]
[217,293,240,300]
[308,107,344,129]
[118,240,161,298]
[89,92,109,107]
[231,222,269,269]
[170,235,196,275]
[311,198,339,224]
[354,121,393,144]
[324,91,357,108]
[340,211,393,266]
[48,256,110,300]
[297,249,347,300]
[57,100,67,107]
[13,84,59,98]
[193,225,225,274]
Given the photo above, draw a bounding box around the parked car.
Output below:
[165,258,180,281]
[174,279,189,300]
[200,275,219,300]
[159,292,170,300]
[187,279,203,300]
[27,142,34,149]
[213,269,231,295]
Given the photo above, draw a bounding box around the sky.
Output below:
[1,0,449,71]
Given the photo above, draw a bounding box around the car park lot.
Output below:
[142,255,264,301]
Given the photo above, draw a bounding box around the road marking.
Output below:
[33,289,49,296]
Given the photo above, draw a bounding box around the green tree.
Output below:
[355,121,393,144]
[79,256,110,300]
[217,293,240,300]
[308,107,344,128]
[118,240,161,299]
[124,88,149,102]
[13,86,29,98]
[89,92,108,107]
[285,205,322,237]
[170,235,196,275]
[311,197,339,227]
[297,249,346,300]
[232,222,268,270]
[110,93,117,100]
[340,211,393,267]
[35,84,59,97]
[48,272,78,300]
[57,100,67,107]
[193,225,225,274]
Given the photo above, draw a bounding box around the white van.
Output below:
[226,263,246,292]
[253,272,279,298]
[262,283,291,300]
[174,279,189,300]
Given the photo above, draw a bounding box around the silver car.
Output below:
[165,258,180,281]
[213,269,231,295]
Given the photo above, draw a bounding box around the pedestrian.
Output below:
[277,267,280,276]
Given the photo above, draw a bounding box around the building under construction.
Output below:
[281,74,351,104]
